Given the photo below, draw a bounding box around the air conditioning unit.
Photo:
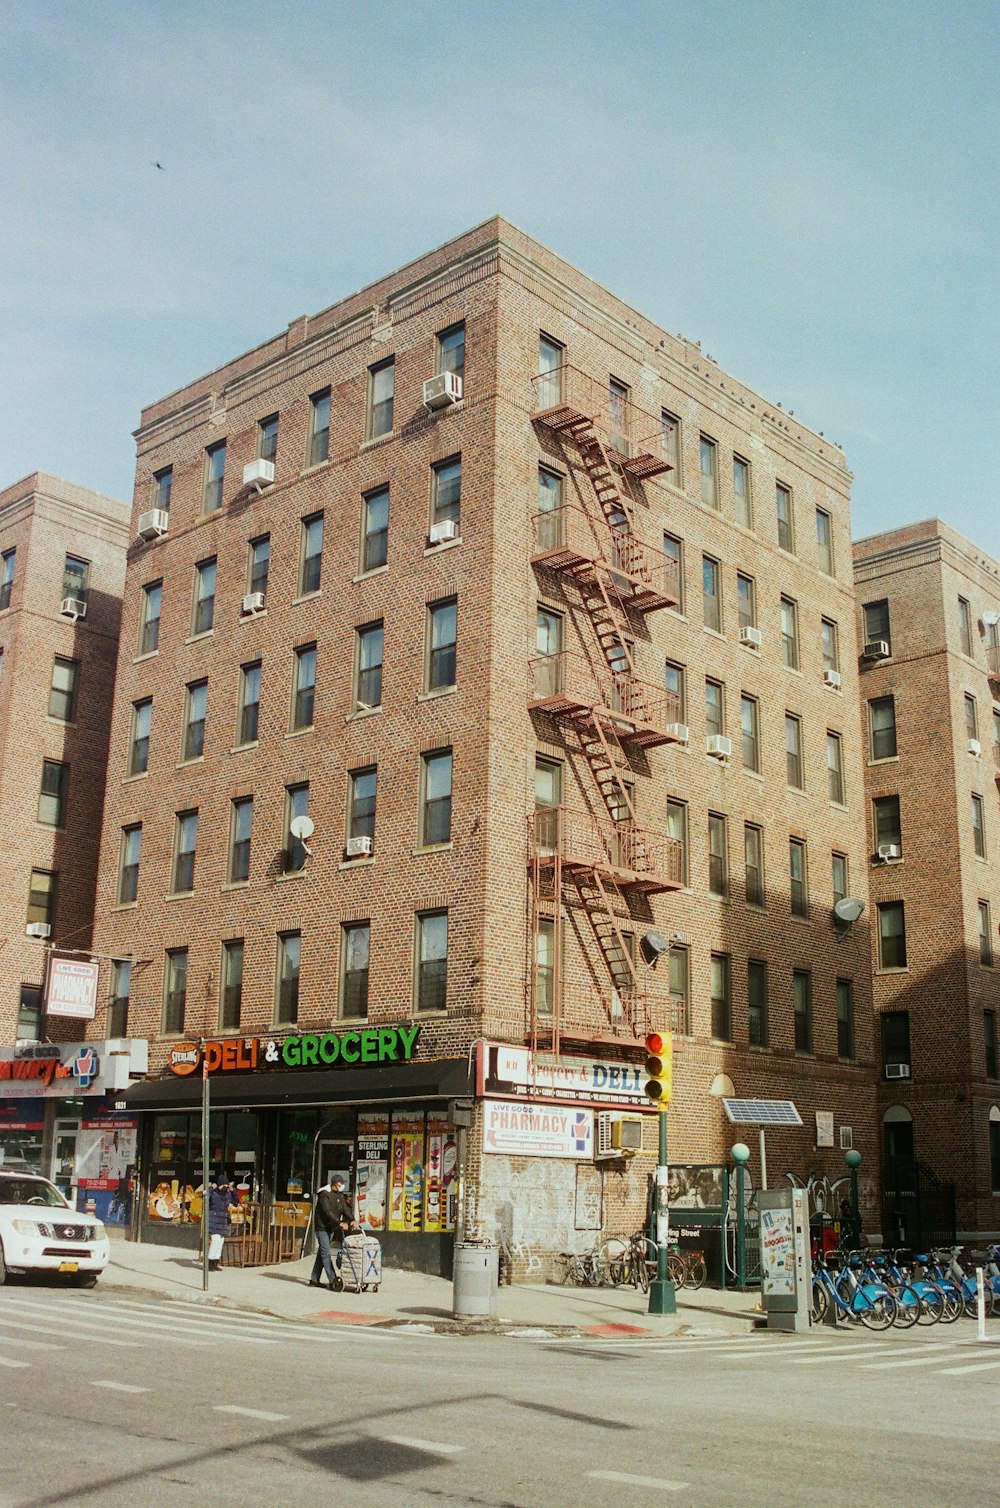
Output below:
[885,1062,911,1080]
[422,372,463,411]
[243,459,275,488]
[345,836,373,858]
[595,1111,642,1159]
[137,509,169,541]
[968,738,982,756]
[839,1126,853,1150]
[241,591,266,616]
[739,626,762,649]
[25,922,51,939]
[706,734,732,759]
[428,518,458,546]
[60,597,87,620]
[665,722,690,744]
[862,640,890,661]
[823,668,842,689]
[876,843,901,861]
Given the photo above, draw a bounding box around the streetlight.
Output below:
[845,1149,862,1251]
[731,1143,750,1290]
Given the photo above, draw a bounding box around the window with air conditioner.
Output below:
[347,766,377,856]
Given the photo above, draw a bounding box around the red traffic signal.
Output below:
[644,1031,673,1104]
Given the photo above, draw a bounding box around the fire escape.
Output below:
[527,364,685,1054]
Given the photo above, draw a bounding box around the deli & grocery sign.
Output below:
[168,1025,421,1077]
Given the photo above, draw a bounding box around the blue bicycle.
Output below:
[812,1258,897,1330]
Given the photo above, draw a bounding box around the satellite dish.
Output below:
[642,929,669,957]
[983,610,999,627]
[834,897,865,925]
[289,815,314,842]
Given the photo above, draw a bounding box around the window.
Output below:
[705,679,724,739]
[535,605,563,696]
[666,798,688,885]
[163,949,188,1034]
[27,869,56,929]
[151,467,172,512]
[972,793,986,857]
[291,643,316,731]
[129,698,152,775]
[710,953,731,1040]
[748,960,768,1046]
[736,573,756,632]
[827,731,845,804]
[534,919,555,1016]
[776,482,794,552]
[307,388,330,467]
[108,960,131,1037]
[708,813,728,897]
[663,944,687,1035]
[821,618,840,675]
[702,555,721,631]
[869,696,897,760]
[661,410,681,478]
[744,823,765,906]
[248,536,270,600]
[118,824,142,905]
[348,767,377,848]
[863,599,891,655]
[882,1010,910,1070]
[416,911,448,1012]
[139,581,162,655]
[985,1012,998,1079]
[361,487,389,572]
[816,508,834,574]
[780,596,799,669]
[237,661,261,746]
[958,596,974,657]
[790,838,809,918]
[991,1112,1000,1194]
[537,334,565,408]
[534,757,562,850]
[663,534,684,612]
[877,901,908,969]
[793,970,812,1052]
[228,796,253,883]
[0,548,15,611]
[284,784,309,874]
[609,378,630,454]
[665,661,686,722]
[436,322,465,379]
[699,435,718,508]
[276,933,301,1025]
[740,694,760,772]
[431,456,461,533]
[49,656,79,721]
[17,985,41,1041]
[258,414,279,463]
[192,558,217,635]
[836,979,855,1060]
[733,455,752,528]
[873,795,902,853]
[420,748,453,846]
[38,759,68,826]
[355,622,383,710]
[221,940,244,1031]
[203,441,226,513]
[299,513,324,595]
[427,598,457,691]
[785,713,803,789]
[62,554,89,606]
[965,694,979,742]
[832,852,848,907]
[182,680,208,761]
[367,358,394,439]
[979,901,994,966]
[172,810,198,894]
[340,922,370,1019]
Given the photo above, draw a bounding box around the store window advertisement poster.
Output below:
[388,1114,425,1232]
[356,1111,389,1231]
[424,1118,458,1233]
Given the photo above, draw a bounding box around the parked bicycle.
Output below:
[812,1257,897,1330]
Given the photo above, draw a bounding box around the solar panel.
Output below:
[722,1098,802,1126]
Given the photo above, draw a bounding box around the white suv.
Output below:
[0,1171,109,1286]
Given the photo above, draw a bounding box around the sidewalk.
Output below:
[102,1241,762,1337]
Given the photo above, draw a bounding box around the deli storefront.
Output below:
[120,1025,471,1276]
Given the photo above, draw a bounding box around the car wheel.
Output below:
[75,1274,98,1289]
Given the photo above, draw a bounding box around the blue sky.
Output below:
[2,0,997,552]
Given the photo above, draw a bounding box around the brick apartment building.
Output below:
[0,473,145,1195]
[91,218,878,1274]
[854,519,1000,1244]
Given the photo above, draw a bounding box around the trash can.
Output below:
[452,1241,499,1318]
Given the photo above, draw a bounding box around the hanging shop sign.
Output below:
[482,1100,594,1159]
[0,1040,148,1099]
[477,1043,647,1108]
[167,1025,421,1078]
[45,958,100,1021]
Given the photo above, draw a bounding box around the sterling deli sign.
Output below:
[167,1025,421,1078]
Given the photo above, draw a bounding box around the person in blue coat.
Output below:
[207,1171,233,1271]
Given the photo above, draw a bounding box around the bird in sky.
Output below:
[152,161,164,170]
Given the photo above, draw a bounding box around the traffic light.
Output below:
[644,1031,673,1104]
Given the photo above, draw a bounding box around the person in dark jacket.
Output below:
[207,1171,233,1272]
[309,1175,351,1288]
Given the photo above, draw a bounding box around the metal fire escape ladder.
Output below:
[572,867,646,1037]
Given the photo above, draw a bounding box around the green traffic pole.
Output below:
[648,1105,677,1315]
[846,1149,862,1252]
[736,1161,746,1291]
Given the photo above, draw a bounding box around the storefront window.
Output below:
[0,1100,45,1172]
[147,1111,259,1223]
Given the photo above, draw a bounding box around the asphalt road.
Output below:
[1,1283,997,1507]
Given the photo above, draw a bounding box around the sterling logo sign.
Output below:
[168,1025,421,1077]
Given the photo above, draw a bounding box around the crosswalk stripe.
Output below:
[712,1342,832,1357]
[0,1358,29,1369]
[385,1436,465,1456]
[791,1347,901,1363]
[0,1301,212,1348]
[90,1380,150,1393]
[588,1470,689,1491]
[0,1335,64,1351]
[215,1405,288,1422]
[4,1294,350,1344]
[0,1317,139,1348]
[861,1349,952,1371]
[936,1359,1000,1375]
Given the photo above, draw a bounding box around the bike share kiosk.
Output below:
[758,1186,812,1332]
